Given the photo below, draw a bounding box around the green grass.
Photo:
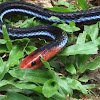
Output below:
[0,0,100,100]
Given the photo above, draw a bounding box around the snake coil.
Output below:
[0,1,100,68]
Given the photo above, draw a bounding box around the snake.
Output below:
[0,1,100,69]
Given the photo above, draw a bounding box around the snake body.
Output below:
[0,1,100,68]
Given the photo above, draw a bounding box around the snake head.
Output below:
[20,47,60,69]
[20,50,43,69]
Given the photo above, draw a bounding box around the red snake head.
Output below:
[20,47,60,69]
[20,50,43,69]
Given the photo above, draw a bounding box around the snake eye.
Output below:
[31,61,36,66]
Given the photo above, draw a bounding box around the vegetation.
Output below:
[0,0,100,99]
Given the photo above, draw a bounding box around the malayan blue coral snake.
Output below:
[0,1,100,68]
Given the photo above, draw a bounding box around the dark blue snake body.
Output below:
[0,1,69,49]
[0,1,100,39]
[0,1,100,68]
